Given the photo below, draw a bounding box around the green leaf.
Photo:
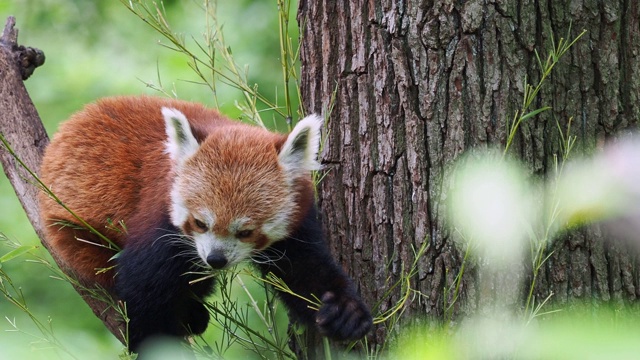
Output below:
[0,245,37,263]
[520,106,551,122]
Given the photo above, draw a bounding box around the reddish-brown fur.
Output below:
[38,96,313,290]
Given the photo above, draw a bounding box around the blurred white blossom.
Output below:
[449,153,536,263]
[551,136,640,239]
[451,136,640,259]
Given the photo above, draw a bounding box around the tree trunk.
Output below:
[0,16,126,345]
[298,0,640,352]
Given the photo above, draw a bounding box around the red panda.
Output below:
[38,96,372,351]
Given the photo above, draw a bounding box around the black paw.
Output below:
[315,291,373,341]
[184,301,210,335]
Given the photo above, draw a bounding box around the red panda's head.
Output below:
[162,107,322,269]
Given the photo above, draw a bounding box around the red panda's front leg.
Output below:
[115,218,215,352]
[255,206,373,341]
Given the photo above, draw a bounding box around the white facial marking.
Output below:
[195,210,216,229]
[193,233,255,268]
[262,198,295,241]
[169,185,189,227]
[229,217,252,234]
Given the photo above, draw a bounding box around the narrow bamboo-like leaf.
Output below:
[0,245,37,263]
[520,106,551,122]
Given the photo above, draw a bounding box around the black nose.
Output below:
[206,253,228,269]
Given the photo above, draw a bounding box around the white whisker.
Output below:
[285,234,315,244]
[251,247,288,272]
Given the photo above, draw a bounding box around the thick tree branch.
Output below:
[0,16,126,346]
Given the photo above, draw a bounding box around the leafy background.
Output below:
[0,0,295,358]
[5,2,640,360]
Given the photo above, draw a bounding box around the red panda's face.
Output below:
[173,131,294,268]
[162,108,322,269]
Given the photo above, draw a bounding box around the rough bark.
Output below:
[0,16,126,345]
[298,0,640,352]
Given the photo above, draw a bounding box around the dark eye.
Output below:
[236,229,253,239]
[194,219,208,231]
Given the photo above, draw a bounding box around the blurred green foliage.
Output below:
[392,305,640,359]
[0,0,297,358]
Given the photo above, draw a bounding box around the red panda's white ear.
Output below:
[162,107,200,165]
[278,114,323,177]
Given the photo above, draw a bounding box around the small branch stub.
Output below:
[1,16,45,80]
[1,16,18,44]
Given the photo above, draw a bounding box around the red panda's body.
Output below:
[38,96,371,351]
